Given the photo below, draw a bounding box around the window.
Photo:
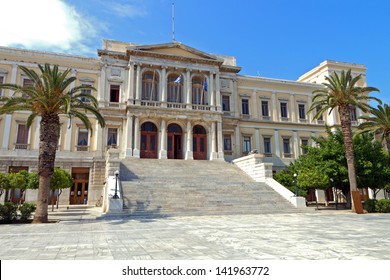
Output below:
[0,76,3,96]
[263,137,272,155]
[298,104,306,120]
[192,76,206,105]
[80,84,93,103]
[280,102,288,119]
[350,106,357,121]
[241,99,249,115]
[22,78,33,98]
[168,74,182,103]
[107,128,118,148]
[222,95,230,111]
[316,106,324,121]
[142,71,158,101]
[110,85,120,102]
[261,100,269,117]
[223,135,232,151]
[283,138,291,156]
[77,129,89,151]
[15,124,28,149]
[243,136,251,154]
[301,139,309,155]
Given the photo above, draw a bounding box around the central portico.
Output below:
[98,40,240,160]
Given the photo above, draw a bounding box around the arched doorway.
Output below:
[140,122,158,159]
[193,125,207,160]
[167,123,183,159]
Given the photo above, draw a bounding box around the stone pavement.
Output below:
[0,206,389,260]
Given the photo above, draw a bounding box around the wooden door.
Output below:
[140,132,157,158]
[193,125,207,160]
[167,124,183,159]
[70,180,89,205]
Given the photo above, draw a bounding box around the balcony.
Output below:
[192,104,211,111]
[241,114,250,120]
[261,116,271,121]
[167,102,187,109]
[76,145,89,152]
[141,100,161,107]
[14,143,29,150]
[281,117,290,122]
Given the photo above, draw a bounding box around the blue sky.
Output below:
[1,0,389,104]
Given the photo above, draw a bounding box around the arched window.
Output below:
[168,124,182,133]
[167,74,182,103]
[192,76,205,105]
[142,71,158,101]
[141,122,157,132]
[193,125,206,134]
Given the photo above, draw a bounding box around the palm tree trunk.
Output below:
[386,137,390,152]
[339,105,363,214]
[32,113,60,223]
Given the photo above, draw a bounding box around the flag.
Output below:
[174,75,181,84]
[203,78,208,92]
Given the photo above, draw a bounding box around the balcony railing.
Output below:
[261,116,271,121]
[76,145,89,152]
[192,105,211,111]
[141,100,161,107]
[264,153,273,158]
[241,114,250,120]
[14,143,29,150]
[167,102,187,109]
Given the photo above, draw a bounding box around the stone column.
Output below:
[209,73,214,107]
[293,130,299,158]
[290,94,296,122]
[159,119,167,159]
[1,114,12,149]
[252,89,258,119]
[98,64,107,105]
[215,72,221,111]
[232,79,239,117]
[255,128,261,153]
[34,116,41,150]
[311,131,316,147]
[210,122,218,160]
[64,118,72,152]
[8,64,17,97]
[133,116,140,158]
[217,121,224,159]
[135,64,141,105]
[161,66,167,107]
[185,121,193,160]
[94,122,102,155]
[186,70,191,109]
[307,97,313,124]
[124,112,133,157]
[274,129,281,158]
[235,124,241,157]
[272,91,277,121]
[126,62,134,104]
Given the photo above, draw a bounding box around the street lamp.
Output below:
[293,173,298,197]
[113,170,119,199]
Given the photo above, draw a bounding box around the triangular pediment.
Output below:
[127,42,223,62]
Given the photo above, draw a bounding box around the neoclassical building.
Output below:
[0,40,368,205]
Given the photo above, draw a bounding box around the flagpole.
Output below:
[172,0,175,42]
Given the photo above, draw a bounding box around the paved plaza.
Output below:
[0,207,389,260]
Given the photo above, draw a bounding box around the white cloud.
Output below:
[0,0,99,55]
[106,1,147,18]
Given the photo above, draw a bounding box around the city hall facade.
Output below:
[0,40,367,205]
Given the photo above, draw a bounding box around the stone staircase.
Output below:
[119,159,301,217]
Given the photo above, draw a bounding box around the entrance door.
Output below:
[167,124,183,159]
[70,167,89,205]
[193,125,207,160]
[140,122,158,159]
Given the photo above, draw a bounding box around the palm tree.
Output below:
[358,104,390,151]
[0,64,105,223]
[308,69,380,213]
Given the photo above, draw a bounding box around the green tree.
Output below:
[358,104,390,151]
[0,64,105,223]
[308,69,380,213]
[0,173,10,198]
[8,170,29,203]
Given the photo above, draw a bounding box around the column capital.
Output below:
[186,68,192,72]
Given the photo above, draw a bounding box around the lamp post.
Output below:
[113,170,119,199]
[293,173,298,197]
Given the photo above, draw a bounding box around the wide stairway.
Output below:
[119,159,299,217]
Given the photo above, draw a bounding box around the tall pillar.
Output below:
[255,128,261,153]
[64,118,72,152]
[209,73,214,107]
[135,64,141,105]
[215,72,221,111]
[125,112,133,157]
[34,116,41,150]
[186,70,191,109]
[94,122,102,154]
[272,91,277,121]
[274,129,281,158]
[235,124,241,157]
[217,121,224,159]
[1,114,12,149]
[307,98,313,124]
[185,121,193,160]
[8,64,17,97]
[232,79,239,117]
[293,130,299,158]
[98,64,106,105]
[126,62,134,104]
[252,89,258,119]
[290,94,296,122]
[311,131,316,147]
[159,119,167,159]
[161,66,167,107]
[210,122,218,160]
[133,116,140,158]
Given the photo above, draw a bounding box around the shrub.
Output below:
[0,202,18,221]
[375,199,390,213]
[19,203,36,221]
[363,199,378,213]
